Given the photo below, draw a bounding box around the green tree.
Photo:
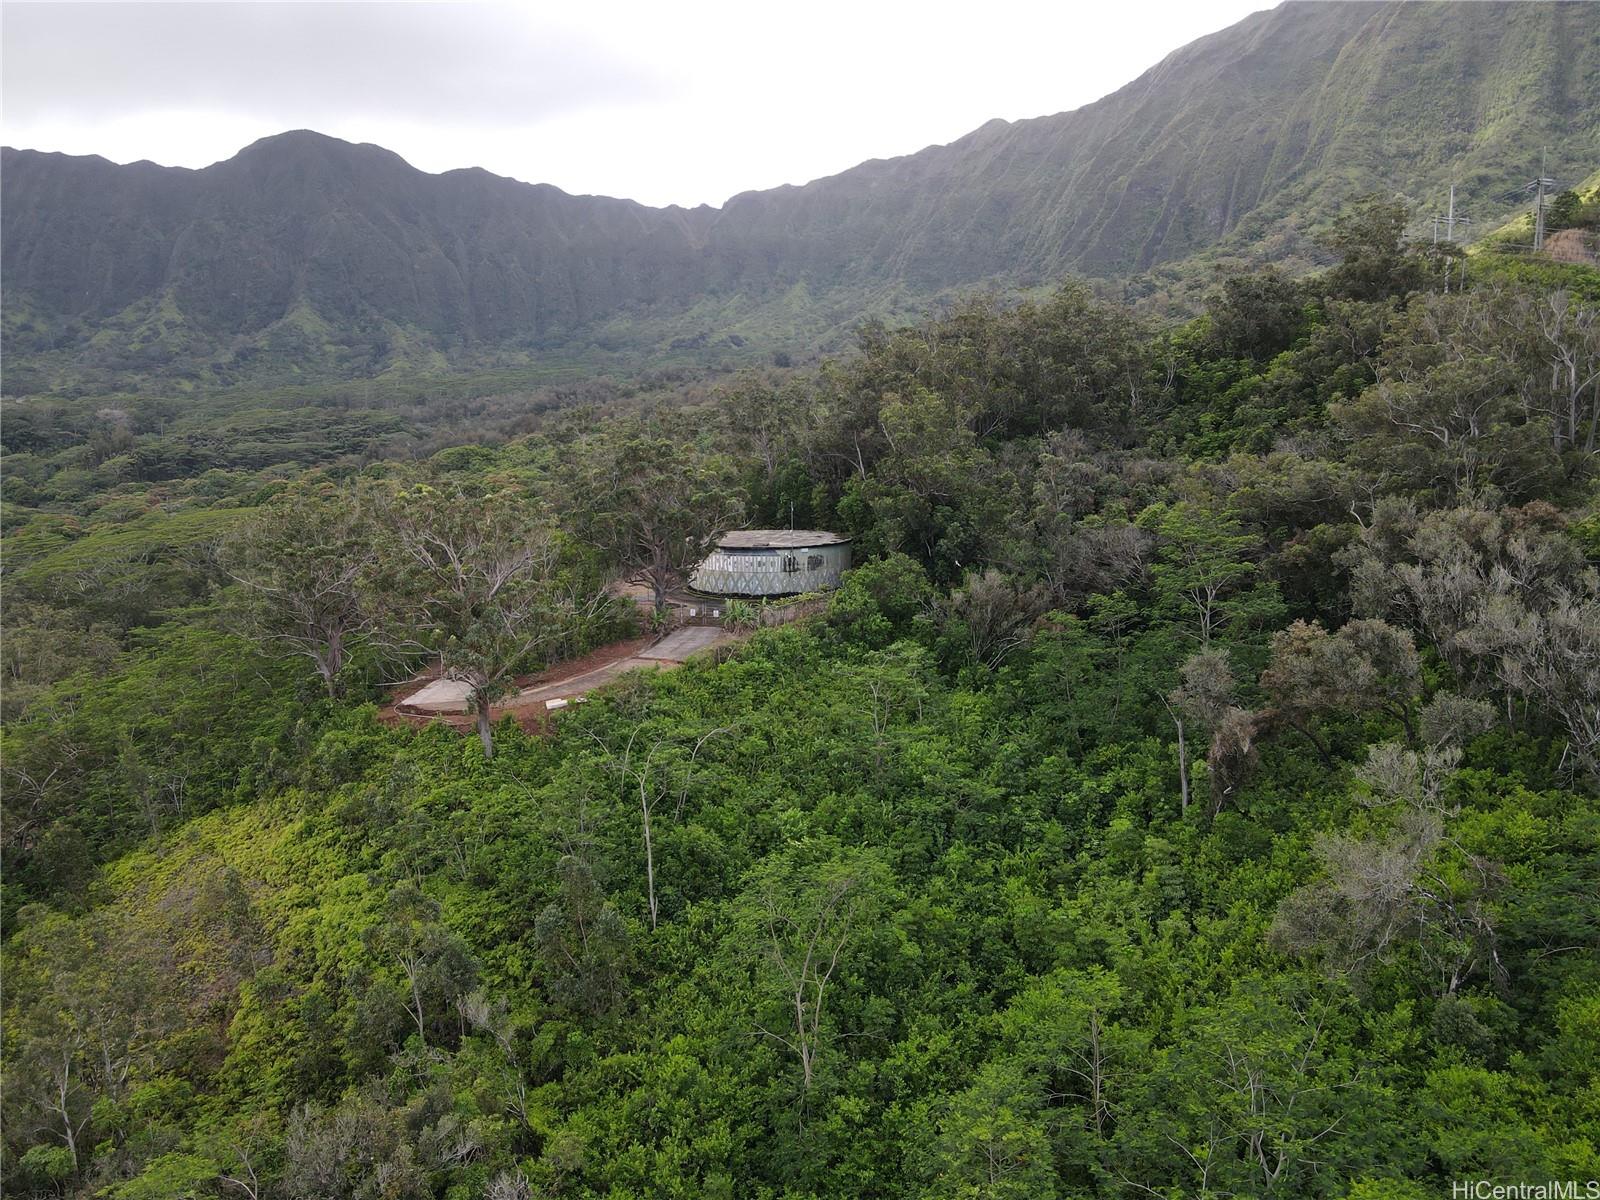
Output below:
[941,568,1051,671]
[371,480,606,758]
[534,855,630,1017]
[1140,500,1282,645]
[1320,194,1436,302]
[734,839,889,1093]
[576,714,733,930]
[1108,979,1384,1197]
[825,552,936,650]
[2,907,170,1186]
[1259,618,1422,759]
[1334,292,1554,503]
[362,883,478,1049]
[924,1061,1057,1200]
[1001,967,1147,1174]
[1207,268,1306,363]
[1543,189,1593,233]
[224,482,377,699]
[562,429,743,613]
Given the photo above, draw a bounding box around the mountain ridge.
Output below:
[5,0,1598,394]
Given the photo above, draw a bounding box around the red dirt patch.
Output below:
[1544,228,1599,266]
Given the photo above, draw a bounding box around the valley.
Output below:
[2,4,1599,1198]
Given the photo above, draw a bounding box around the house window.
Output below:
[782,554,800,572]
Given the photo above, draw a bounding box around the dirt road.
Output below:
[385,625,736,733]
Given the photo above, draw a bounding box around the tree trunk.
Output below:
[1294,720,1335,766]
[795,990,814,1090]
[1392,703,1418,746]
[1175,716,1190,815]
[641,790,658,929]
[408,962,427,1044]
[322,628,345,700]
[1088,1009,1108,1140]
[476,701,494,760]
[51,1053,79,1177]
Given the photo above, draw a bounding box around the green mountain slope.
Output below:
[4,0,1598,393]
[718,0,1599,284]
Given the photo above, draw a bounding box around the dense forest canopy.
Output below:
[2,196,1599,1199]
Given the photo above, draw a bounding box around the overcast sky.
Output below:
[3,0,1267,209]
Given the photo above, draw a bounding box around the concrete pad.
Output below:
[639,626,728,661]
[400,677,474,713]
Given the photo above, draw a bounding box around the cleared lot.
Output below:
[393,625,735,724]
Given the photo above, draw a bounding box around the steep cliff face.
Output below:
[2,134,718,342]
[5,1,1597,391]
[706,0,1597,288]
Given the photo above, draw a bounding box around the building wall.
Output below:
[691,543,851,596]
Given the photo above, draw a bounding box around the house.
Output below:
[690,529,852,596]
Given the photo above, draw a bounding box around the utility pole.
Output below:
[1431,184,1471,246]
[1432,185,1472,294]
[1530,149,1558,252]
[1535,151,1546,251]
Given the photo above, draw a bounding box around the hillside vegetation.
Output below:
[5,1,1598,393]
[3,199,1599,1199]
